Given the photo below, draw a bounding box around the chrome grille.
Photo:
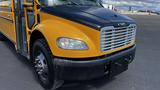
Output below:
[100,24,137,52]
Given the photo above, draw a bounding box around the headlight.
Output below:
[57,38,88,50]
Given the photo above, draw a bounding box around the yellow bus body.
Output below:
[0,0,135,58]
[0,0,137,89]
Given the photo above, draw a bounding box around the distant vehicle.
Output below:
[138,10,160,15]
[155,12,160,15]
[0,0,137,90]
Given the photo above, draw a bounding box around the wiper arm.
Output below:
[68,0,80,5]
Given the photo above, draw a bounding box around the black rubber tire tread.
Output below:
[0,33,5,41]
[32,39,55,90]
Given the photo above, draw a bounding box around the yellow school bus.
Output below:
[0,0,137,89]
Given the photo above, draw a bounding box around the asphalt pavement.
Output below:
[0,15,160,90]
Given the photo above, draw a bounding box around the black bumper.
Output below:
[53,45,136,81]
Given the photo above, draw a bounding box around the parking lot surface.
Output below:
[0,15,160,90]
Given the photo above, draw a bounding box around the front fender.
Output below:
[34,19,103,58]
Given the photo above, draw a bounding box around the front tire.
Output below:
[31,39,55,90]
[0,33,5,41]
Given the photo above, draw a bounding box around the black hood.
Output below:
[41,5,135,29]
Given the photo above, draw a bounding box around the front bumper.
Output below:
[53,45,136,81]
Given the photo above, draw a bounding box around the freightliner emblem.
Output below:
[118,23,126,26]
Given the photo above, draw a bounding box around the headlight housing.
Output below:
[57,38,88,50]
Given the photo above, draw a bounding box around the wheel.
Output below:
[0,33,5,41]
[31,39,59,90]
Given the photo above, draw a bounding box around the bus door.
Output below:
[13,0,36,57]
[13,0,28,56]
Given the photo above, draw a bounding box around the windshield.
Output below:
[39,0,101,7]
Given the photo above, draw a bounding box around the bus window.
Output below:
[0,0,12,12]
[27,11,35,29]
[25,0,35,29]
[0,0,15,42]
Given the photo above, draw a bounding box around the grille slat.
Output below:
[101,31,134,38]
[101,39,133,48]
[101,38,133,47]
[101,32,135,39]
[102,28,129,34]
[100,24,137,52]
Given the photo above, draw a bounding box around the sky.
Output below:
[103,0,160,11]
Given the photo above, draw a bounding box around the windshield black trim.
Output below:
[39,0,99,7]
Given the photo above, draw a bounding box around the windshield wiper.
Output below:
[68,0,80,5]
